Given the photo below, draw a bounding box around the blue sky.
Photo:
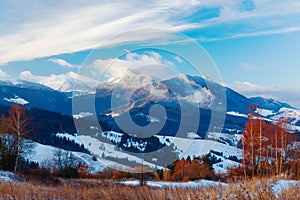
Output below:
[1,0,300,107]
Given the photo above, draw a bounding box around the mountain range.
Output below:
[1,72,300,172]
[1,73,299,138]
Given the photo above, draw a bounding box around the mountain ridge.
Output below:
[1,73,298,136]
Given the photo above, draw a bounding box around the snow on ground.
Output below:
[102,131,123,144]
[55,132,242,173]
[0,170,21,182]
[56,133,84,146]
[213,159,241,174]
[72,112,93,119]
[120,179,299,197]
[158,136,242,173]
[119,180,228,188]
[276,108,300,123]
[272,107,300,126]
[269,107,300,132]
[55,132,163,171]
[213,165,227,174]
[4,96,29,105]
[227,111,248,118]
[79,135,163,171]
[22,140,109,174]
[271,180,300,195]
[256,108,274,117]
[207,132,242,146]
[121,179,299,195]
[158,136,242,160]
[228,107,300,132]
[10,80,23,86]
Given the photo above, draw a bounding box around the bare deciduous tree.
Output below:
[0,105,31,172]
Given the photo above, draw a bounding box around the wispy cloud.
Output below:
[0,1,189,64]
[48,58,75,68]
[1,0,300,63]
[198,26,300,42]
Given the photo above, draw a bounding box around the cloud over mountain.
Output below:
[230,81,300,108]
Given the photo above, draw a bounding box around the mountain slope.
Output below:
[250,97,294,111]
[0,80,72,114]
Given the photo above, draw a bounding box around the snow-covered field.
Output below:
[271,180,300,195]
[228,107,300,133]
[271,107,300,132]
[22,140,130,174]
[256,108,275,117]
[55,132,242,173]
[119,179,228,188]
[206,132,242,146]
[158,135,242,172]
[120,179,300,194]
[0,170,21,182]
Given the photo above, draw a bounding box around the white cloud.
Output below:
[0,69,10,78]
[19,71,39,82]
[0,1,189,64]
[89,51,175,81]
[48,58,74,68]
[201,0,300,25]
[1,1,300,63]
[198,26,300,42]
[229,81,278,94]
[229,81,300,108]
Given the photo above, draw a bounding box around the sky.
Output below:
[0,0,300,107]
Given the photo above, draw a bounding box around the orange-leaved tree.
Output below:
[242,105,266,177]
[242,105,294,178]
[5,104,31,172]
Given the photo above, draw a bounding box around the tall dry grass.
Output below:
[0,178,299,200]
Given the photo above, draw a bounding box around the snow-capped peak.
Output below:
[101,71,156,89]
[39,74,90,92]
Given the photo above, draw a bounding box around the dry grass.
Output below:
[0,178,299,200]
